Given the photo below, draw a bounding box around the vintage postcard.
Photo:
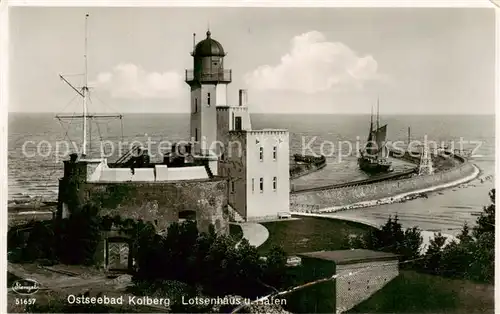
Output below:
[4,3,496,313]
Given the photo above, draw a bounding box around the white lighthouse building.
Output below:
[186,31,290,221]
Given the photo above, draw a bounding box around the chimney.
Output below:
[239,89,248,107]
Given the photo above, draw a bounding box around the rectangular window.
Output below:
[235,116,242,131]
[252,178,255,193]
[273,177,277,190]
[195,98,198,112]
[260,177,264,192]
[259,147,263,161]
[195,128,198,141]
[231,181,235,193]
[207,93,211,106]
[273,146,277,160]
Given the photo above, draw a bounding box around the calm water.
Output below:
[8,113,495,214]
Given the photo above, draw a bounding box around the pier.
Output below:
[290,146,478,213]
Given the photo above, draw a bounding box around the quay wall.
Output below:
[290,161,476,210]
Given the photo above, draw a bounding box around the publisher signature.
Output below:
[12,279,40,295]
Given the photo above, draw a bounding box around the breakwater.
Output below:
[290,156,478,212]
[290,154,327,180]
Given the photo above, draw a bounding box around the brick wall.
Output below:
[335,260,399,313]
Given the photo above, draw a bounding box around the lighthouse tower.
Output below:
[185,31,232,156]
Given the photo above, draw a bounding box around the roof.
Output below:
[297,249,400,265]
[193,31,225,57]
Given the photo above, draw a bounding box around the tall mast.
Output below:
[82,13,89,157]
[376,97,380,157]
[56,13,124,159]
[376,96,380,131]
[369,104,373,132]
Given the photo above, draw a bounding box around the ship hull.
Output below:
[358,157,393,174]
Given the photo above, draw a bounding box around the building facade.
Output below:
[186,31,291,221]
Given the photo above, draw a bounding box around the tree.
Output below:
[57,203,102,265]
[457,223,473,244]
[400,227,423,265]
[422,232,447,275]
[263,245,288,289]
[473,189,495,239]
[364,215,422,263]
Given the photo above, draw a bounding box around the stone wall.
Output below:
[335,260,399,313]
[58,178,229,235]
[290,162,476,208]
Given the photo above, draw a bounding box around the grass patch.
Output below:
[348,270,494,314]
[229,224,243,242]
[258,217,374,254]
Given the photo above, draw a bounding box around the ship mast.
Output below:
[82,13,89,156]
[376,96,380,131]
[56,13,123,158]
[370,104,373,132]
[376,97,380,157]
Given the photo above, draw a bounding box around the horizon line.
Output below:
[8,111,495,116]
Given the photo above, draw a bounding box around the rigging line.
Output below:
[95,119,106,158]
[86,93,116,158]
[55,93,80,117]
[57,114,78,153]
[40,117,79,197]
[91,91,123,116]
[88,96,95,154]
[120,117,124,144]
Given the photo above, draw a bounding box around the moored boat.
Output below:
[358,98,393,174]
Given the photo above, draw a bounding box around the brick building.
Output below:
[288,249,400,313]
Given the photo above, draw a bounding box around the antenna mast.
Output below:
[82,13,89,157]
[56,13,124,159]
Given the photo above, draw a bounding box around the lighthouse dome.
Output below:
[193,31,225,57]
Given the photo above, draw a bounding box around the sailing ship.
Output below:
[358,99,393,174]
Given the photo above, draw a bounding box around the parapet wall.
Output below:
[290,161,477,209]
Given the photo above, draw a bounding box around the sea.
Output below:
[8,113,495,234]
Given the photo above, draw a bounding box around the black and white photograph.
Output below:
[5,2,496,313]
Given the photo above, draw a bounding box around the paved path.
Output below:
[234,222,269,248]
[293,212,457,254]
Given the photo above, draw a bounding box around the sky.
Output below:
[8,7,495,114]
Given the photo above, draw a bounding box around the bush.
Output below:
[361,215,423,265]
[56,204,102,265]
[342,189,495,284]
[132,221,286,300]
[420,189,495,283]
